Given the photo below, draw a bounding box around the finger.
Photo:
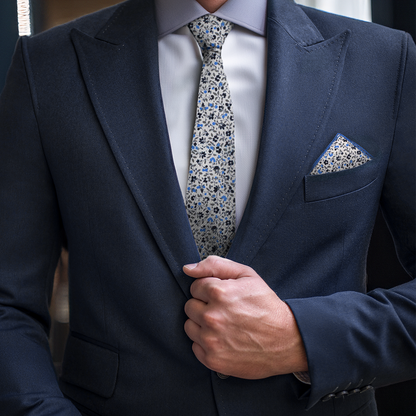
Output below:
[183,255,250,280]
[184,330,217,373]
[191,342,211,370]
[192,342,225,375]
[184,318,201,344]
[190,277,231,306]
[184,297,207,324]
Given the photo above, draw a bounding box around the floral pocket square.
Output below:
[310,133,372,175]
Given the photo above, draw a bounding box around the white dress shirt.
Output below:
[156,0,268,228]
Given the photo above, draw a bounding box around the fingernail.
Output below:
[184,263,198,270]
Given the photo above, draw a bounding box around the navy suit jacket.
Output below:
[0,0,414,415]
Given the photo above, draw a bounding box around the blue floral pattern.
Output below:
[185,15,236,259]
[311,134,372,175]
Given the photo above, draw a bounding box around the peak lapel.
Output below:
[71,0,198,297]
[228,0,351,265]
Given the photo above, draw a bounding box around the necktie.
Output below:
[186,15,236,260]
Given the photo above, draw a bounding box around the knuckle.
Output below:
[203,310,221,328]
[202,334,219,351]
[207,283,225,302]
[206,255,222,275]
[204,353,222,372]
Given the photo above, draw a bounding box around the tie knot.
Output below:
[188,15,233,52]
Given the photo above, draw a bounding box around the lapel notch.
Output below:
[267,0,324,46]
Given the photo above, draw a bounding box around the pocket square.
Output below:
[310,133,372,175]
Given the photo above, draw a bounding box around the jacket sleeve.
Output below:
[286,32,416,409]
[0,38,81,416]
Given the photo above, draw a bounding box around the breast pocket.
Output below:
[304,159,378,203]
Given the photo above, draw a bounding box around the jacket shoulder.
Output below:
[18,1,132,74]
[299,5,408,46]
[26,1,127,50]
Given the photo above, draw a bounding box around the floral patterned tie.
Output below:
[186,15,236,259]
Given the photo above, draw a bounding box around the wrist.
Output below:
[275,302,309,374]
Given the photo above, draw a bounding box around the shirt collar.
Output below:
[154,0,267,38]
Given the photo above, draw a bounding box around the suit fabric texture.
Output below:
[0,0,414,415]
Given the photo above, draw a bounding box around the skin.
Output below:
[183,256,308,379]
[196,0,229,13]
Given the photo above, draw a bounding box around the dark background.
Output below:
[0,0,415,414]
[367,1,416,415]
[0,1,18,93]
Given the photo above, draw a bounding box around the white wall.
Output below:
[296,0,372,22]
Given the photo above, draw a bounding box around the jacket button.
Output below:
[336,391,349,398]
[322,393,336,402]
[217,372,229,379]
[360,385,373,393]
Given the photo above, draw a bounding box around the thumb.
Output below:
[183,256,249,280]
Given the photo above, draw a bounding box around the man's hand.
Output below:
[183,256,308,379]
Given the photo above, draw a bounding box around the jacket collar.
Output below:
[154,0,267,38]
[93,0,323,45]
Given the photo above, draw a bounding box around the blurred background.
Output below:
[0,1,415,415]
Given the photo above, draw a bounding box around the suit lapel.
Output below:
[71,0,198,297]
[228,0,351,265]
